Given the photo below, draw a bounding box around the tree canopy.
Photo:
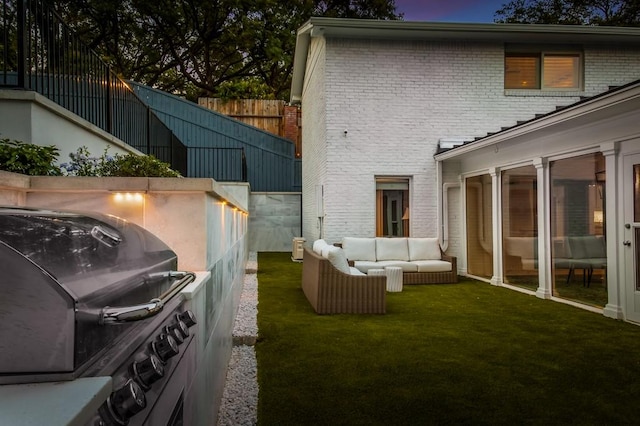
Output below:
[50,0,401,101]
[495,0,640,26]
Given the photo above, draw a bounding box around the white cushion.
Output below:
[408,238,441,261]
[354,261,384,273]
[342,237,376,261]
[349,267,366,276]
[321,244,333,258]
[354,260,418,273]
[376,238,409,261]
[312,239,328,255]
[325,246,351,274]
[413,260,452,273]
[375,260,417,272]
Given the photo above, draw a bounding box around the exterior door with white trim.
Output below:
[624,153,640,323]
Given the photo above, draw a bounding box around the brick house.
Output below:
[290,18,640,321]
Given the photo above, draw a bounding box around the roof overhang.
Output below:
[290,17,640,104]
[433,81,640,161]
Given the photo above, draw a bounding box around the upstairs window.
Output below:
[505,52,582,90]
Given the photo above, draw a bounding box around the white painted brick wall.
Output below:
[302,38,328,243]
[302,36,640,248]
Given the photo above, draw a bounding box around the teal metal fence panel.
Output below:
[130,83,300,192]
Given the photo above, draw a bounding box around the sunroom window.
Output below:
[505,52,582,90]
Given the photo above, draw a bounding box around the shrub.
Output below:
[0,139,62,176]
[61,146,181,177]
[100,153,181,177]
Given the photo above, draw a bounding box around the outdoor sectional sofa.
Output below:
[302,245,386,314]
[336,237,458,284]
[301,237,457,314]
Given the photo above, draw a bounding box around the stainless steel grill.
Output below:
[0,206,198,425]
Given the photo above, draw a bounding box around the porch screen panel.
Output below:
[502,166,538,291]
[549,153,606,307]
[466,175,493,279]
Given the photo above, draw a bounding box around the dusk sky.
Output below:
[395,0,509,22]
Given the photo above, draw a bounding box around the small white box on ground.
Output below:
[292,237,305,261]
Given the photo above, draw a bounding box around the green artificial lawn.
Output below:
[256,252,640,426]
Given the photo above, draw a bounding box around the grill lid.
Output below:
[0,206,176,301]
[0,206,184,381]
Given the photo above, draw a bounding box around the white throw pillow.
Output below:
[342,237,376,261]
[376,238,409,261]
[408,238,441,261]
[313,239,328,255]
[349,267,366,276]
[325,246,351,275]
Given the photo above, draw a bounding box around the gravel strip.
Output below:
[217,252,259,426]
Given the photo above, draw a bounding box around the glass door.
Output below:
[624,153,640,323]
[376,178,409,237]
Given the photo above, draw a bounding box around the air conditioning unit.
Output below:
[292,237,305,262]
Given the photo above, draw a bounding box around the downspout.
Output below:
[442,182,459,252]
[436,159,459,252]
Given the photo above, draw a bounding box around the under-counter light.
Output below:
[113,192,144,203]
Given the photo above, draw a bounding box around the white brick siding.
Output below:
[302,38,328,243]
[302,36,640,247]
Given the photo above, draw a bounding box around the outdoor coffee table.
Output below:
[384,266,403,292]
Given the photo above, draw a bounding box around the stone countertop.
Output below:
[0,376,112,426]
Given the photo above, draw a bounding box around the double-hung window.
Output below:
[505,50,582,90]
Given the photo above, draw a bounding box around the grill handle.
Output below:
[100,299,164,325]
[157,271,196,302]
[99,272,195,325]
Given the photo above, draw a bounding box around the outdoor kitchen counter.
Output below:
[0,272,210,425]
[0,376,112,426]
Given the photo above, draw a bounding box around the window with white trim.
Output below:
[505,51,582,90]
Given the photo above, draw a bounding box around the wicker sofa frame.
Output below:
[402,251,458,284]
[302,247,386,314]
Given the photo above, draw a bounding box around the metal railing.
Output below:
[0,0,187,176]
[188,147,247,182]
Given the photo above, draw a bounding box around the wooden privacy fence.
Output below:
[199,98,301,157]
[199,99,283,134]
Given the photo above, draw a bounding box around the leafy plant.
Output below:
[61,146,180,177]
[0,139,62,176]
[100,153,181,177]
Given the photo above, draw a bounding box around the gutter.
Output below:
[289,22,313,105]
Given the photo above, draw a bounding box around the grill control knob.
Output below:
[151,334,179,363]
[106,379,147,424]
[132,354,164,390]
[164,324,184,344]
[177,310,197,327]
[171,320,190,339]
